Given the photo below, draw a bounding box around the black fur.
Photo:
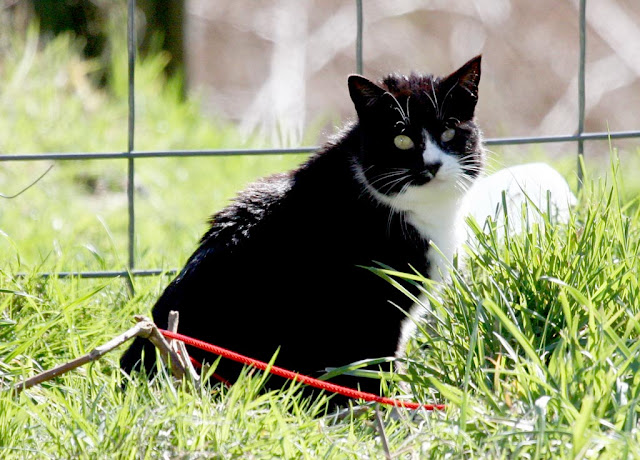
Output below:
[120,56,483,398]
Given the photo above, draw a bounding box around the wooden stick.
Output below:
[167,311,180,338]
[13,316,192,394]
[166,310,200,387]
[166,311,183,365]
[14,320,153,394]
[375,404,393,460]
[133,315,186,380]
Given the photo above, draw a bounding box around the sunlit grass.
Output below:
[3,158,640,458]
[0,23,305,273]
[394,157,640,457]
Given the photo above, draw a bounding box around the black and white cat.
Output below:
[120,56,484,396]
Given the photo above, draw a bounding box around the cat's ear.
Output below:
[444,55,481,99]
[440,55,482,119]
[348,75,386,114]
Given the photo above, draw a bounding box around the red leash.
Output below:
[160,329,445,411]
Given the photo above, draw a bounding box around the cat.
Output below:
[120,56,484,399]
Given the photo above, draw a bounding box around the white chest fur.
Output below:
[404,190,464,282]
[354,138,471,360]
[355,138,468,280]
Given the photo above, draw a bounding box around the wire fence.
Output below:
[2,0,640,281]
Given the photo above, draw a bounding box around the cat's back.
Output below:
[199,172,294,247]
[200,143,361,253]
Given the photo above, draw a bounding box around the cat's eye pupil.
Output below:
[441,128,455,143]
[394,134,414,150]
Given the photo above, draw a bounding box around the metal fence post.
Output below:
[577,0,587,188]
[127,0,137,274]
[356,0,363,75]
[123,0,137,293]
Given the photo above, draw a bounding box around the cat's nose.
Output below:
[423,161,442,178]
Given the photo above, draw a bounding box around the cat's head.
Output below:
[348,56,483,208]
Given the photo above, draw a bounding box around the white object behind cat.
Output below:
[461,162,577,244]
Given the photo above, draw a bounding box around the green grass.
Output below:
[2,16,640,459]
[3,162,640,458]
[0,22,305,273]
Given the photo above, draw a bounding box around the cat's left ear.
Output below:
[444,55,481,98]
[348,75,386,115]
[441,55,482,118]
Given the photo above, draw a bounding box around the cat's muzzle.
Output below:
[413,162,442,185]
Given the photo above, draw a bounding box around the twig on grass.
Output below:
[13,319,153,394]
[167,310,179,334]
[375,404,393,460]
[12,315,189,394]
[133,315,187,380]
[167,310,200,387]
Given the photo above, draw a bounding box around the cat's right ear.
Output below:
[348,75,386,114]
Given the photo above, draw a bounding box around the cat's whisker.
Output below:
[462,171,480,184]
[379,174,412,195]
[386,204,396,236]
[455,179,473,195]
[457,157,482,167]
[422,90,438,116]
[355,165,385,204]
[396,187,412,240]
[457,175,473,187]
[457,157,485,170]
[385,182,413,237]
[458,163,483,171]
[456,170,477,183]
[459,166,484,175]
[368,170,411,189]
[367,168,411,181]
[440,83,457,119]
[479,149,505,172]
[368,170,407,182]
[430,79,442,119]
[479,146,499,157]
[465,167,486,176]
[483,147,499,158]
[384,185,401,234]
[384,91,409,124]
[393,108,407,126]
[456,164,482,174]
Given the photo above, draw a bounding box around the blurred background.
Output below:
[1,0,639,272]
[3,0,639,149]
[185,0,640,150]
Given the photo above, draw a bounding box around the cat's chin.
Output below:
[397,178,465,208]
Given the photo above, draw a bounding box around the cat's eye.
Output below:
[441,128,455,143]
[394,134,414,150]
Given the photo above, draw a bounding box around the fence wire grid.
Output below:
[2,0,640,282]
